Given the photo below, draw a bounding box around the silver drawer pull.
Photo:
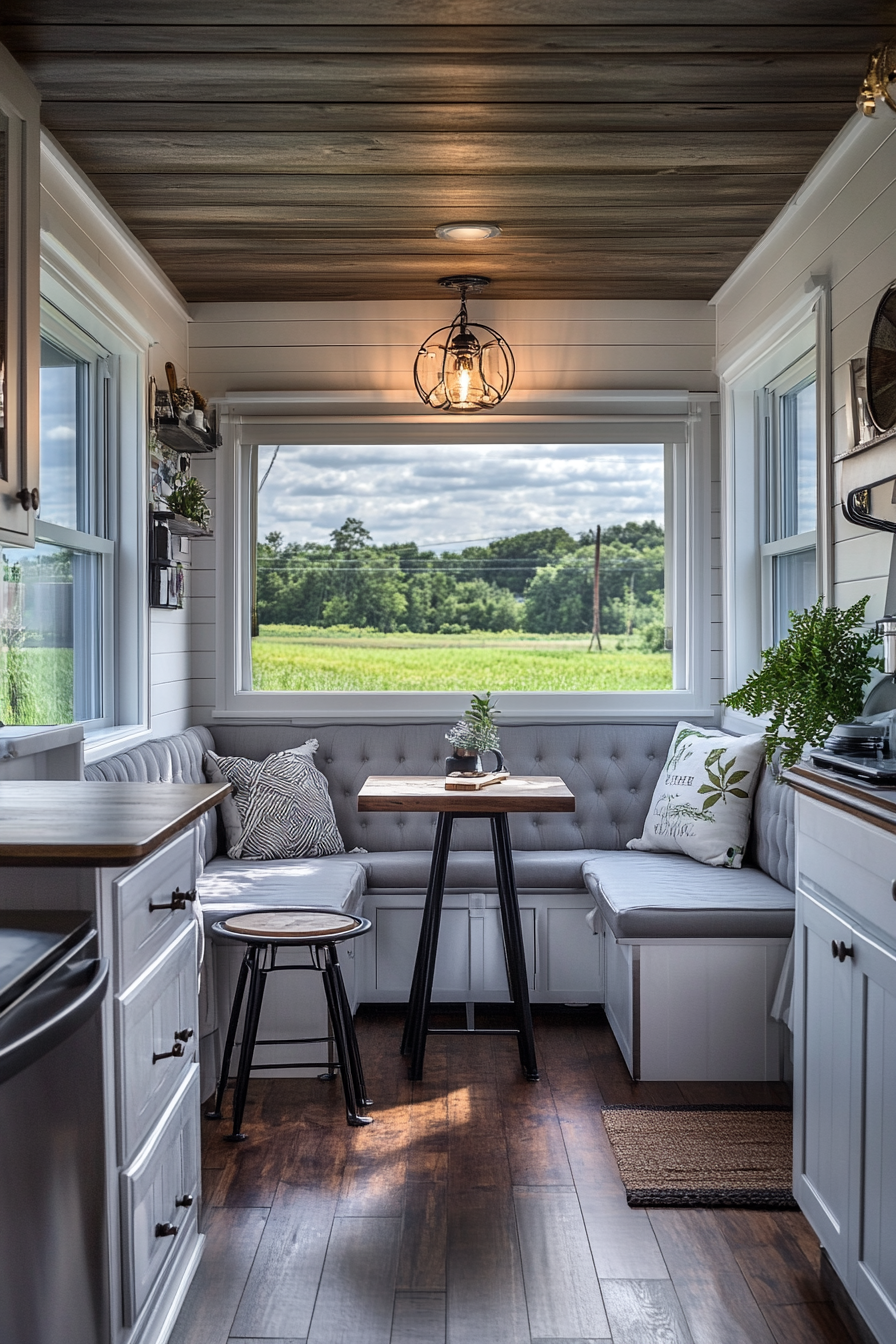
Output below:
[149,886,197,914]
[155,1223,178,1238]
[175,1194,193,1208]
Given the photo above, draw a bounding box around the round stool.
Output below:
[206,908,373,1138]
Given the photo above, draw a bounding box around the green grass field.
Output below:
[252,626,672,692]
[1,647,74,725]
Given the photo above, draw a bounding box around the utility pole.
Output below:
[588,525,602,652]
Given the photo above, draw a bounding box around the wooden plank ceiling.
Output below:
[1,2,890,302]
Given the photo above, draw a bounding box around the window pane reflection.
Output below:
[773,548,817,646]
[39,338,87,532]
[0,543,101,724]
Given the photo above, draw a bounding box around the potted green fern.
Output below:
[721,595,882,770]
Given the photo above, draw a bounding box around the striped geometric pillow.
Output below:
[204,743,345,860]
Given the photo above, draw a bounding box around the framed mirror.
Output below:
[866,284,896,433]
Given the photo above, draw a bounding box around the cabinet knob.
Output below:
[155,1223,179,1238]
[15,486,39,512]
[149,886,198,914]
[175,1194,193,1208]
[152,1039,186,1064]
[831,939,855,963]
[174,1028,194,1043]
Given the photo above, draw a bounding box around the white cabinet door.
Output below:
[119,1066,201,1327]
[793,892,854,1278]
[482,906,535,992]
[116,922,198,1163]
[375,905,469,995]
[852,930,896,1341]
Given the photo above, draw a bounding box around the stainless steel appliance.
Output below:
[0,911,109,1344]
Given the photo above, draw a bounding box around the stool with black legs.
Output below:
[205,908,373,1139]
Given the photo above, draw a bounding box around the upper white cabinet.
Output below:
[0,42,40,548]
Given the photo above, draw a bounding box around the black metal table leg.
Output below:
[404,812,455,1080]
[491,813,539,1080]
[227,944,266,1140]
[206,944,250,1119]
[402,810,453,1057]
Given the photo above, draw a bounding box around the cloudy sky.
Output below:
[256,442,664,551]
[38,345,80,532]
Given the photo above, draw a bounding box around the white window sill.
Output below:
[83,723,152,765]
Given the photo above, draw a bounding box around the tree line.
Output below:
[256,518,666,648]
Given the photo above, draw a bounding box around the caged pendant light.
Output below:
[414,276,515,413]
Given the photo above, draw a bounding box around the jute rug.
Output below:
[601,1104,798,1209]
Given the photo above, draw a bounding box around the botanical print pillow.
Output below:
[627,722,766,867]
[204,740,344,860]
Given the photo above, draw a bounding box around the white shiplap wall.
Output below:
[188,298,720,721]
[189,298,717,398]
[714,110,896,634]
[40,134,199,739]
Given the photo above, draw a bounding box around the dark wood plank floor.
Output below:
[172,1006,857,1344]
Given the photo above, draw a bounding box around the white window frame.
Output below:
[760,349,818,649]
[38,247,150,746]
[34,304,116,729]
[212,392,714,723]
[718,281,832,731]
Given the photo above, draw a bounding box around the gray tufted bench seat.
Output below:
[85,719,794,1086]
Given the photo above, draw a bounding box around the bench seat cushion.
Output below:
[582,851,794,940]
[198,855,367,935]
[332,848,606,891]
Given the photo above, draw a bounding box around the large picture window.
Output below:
[0,326,114,726]
[249,441,672,694]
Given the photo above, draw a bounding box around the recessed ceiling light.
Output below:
[435,222,502,242]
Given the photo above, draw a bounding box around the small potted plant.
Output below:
[165,471,211,532]
[445,692,505,774]
[721,595,882,771]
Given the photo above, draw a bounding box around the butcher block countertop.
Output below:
[0,782,229,865]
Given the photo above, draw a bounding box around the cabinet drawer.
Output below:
[113,827,198,991]
[798,798,896,942]
[120,1065,200,1327]
[116,921,198,1162]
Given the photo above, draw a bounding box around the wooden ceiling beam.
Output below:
[57,131,837,176]
[3,1,892,24]
[15,52,867,104]
[139,236,760,255]
[40,102,858,135]
[90,172,807,210]
[1,24,886,54]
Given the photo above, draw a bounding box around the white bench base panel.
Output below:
[603,926,791,1081]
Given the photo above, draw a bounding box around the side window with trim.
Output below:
[762,351,818,645]
[0,321,115,726]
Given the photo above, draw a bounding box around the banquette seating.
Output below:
[85,721,795,1085]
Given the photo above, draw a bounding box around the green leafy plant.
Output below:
[166,471,210,529]
[446,691,501,753]
[721,596,882,770]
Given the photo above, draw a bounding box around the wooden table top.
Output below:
[0,782,230,865]
[357,775,575,814]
